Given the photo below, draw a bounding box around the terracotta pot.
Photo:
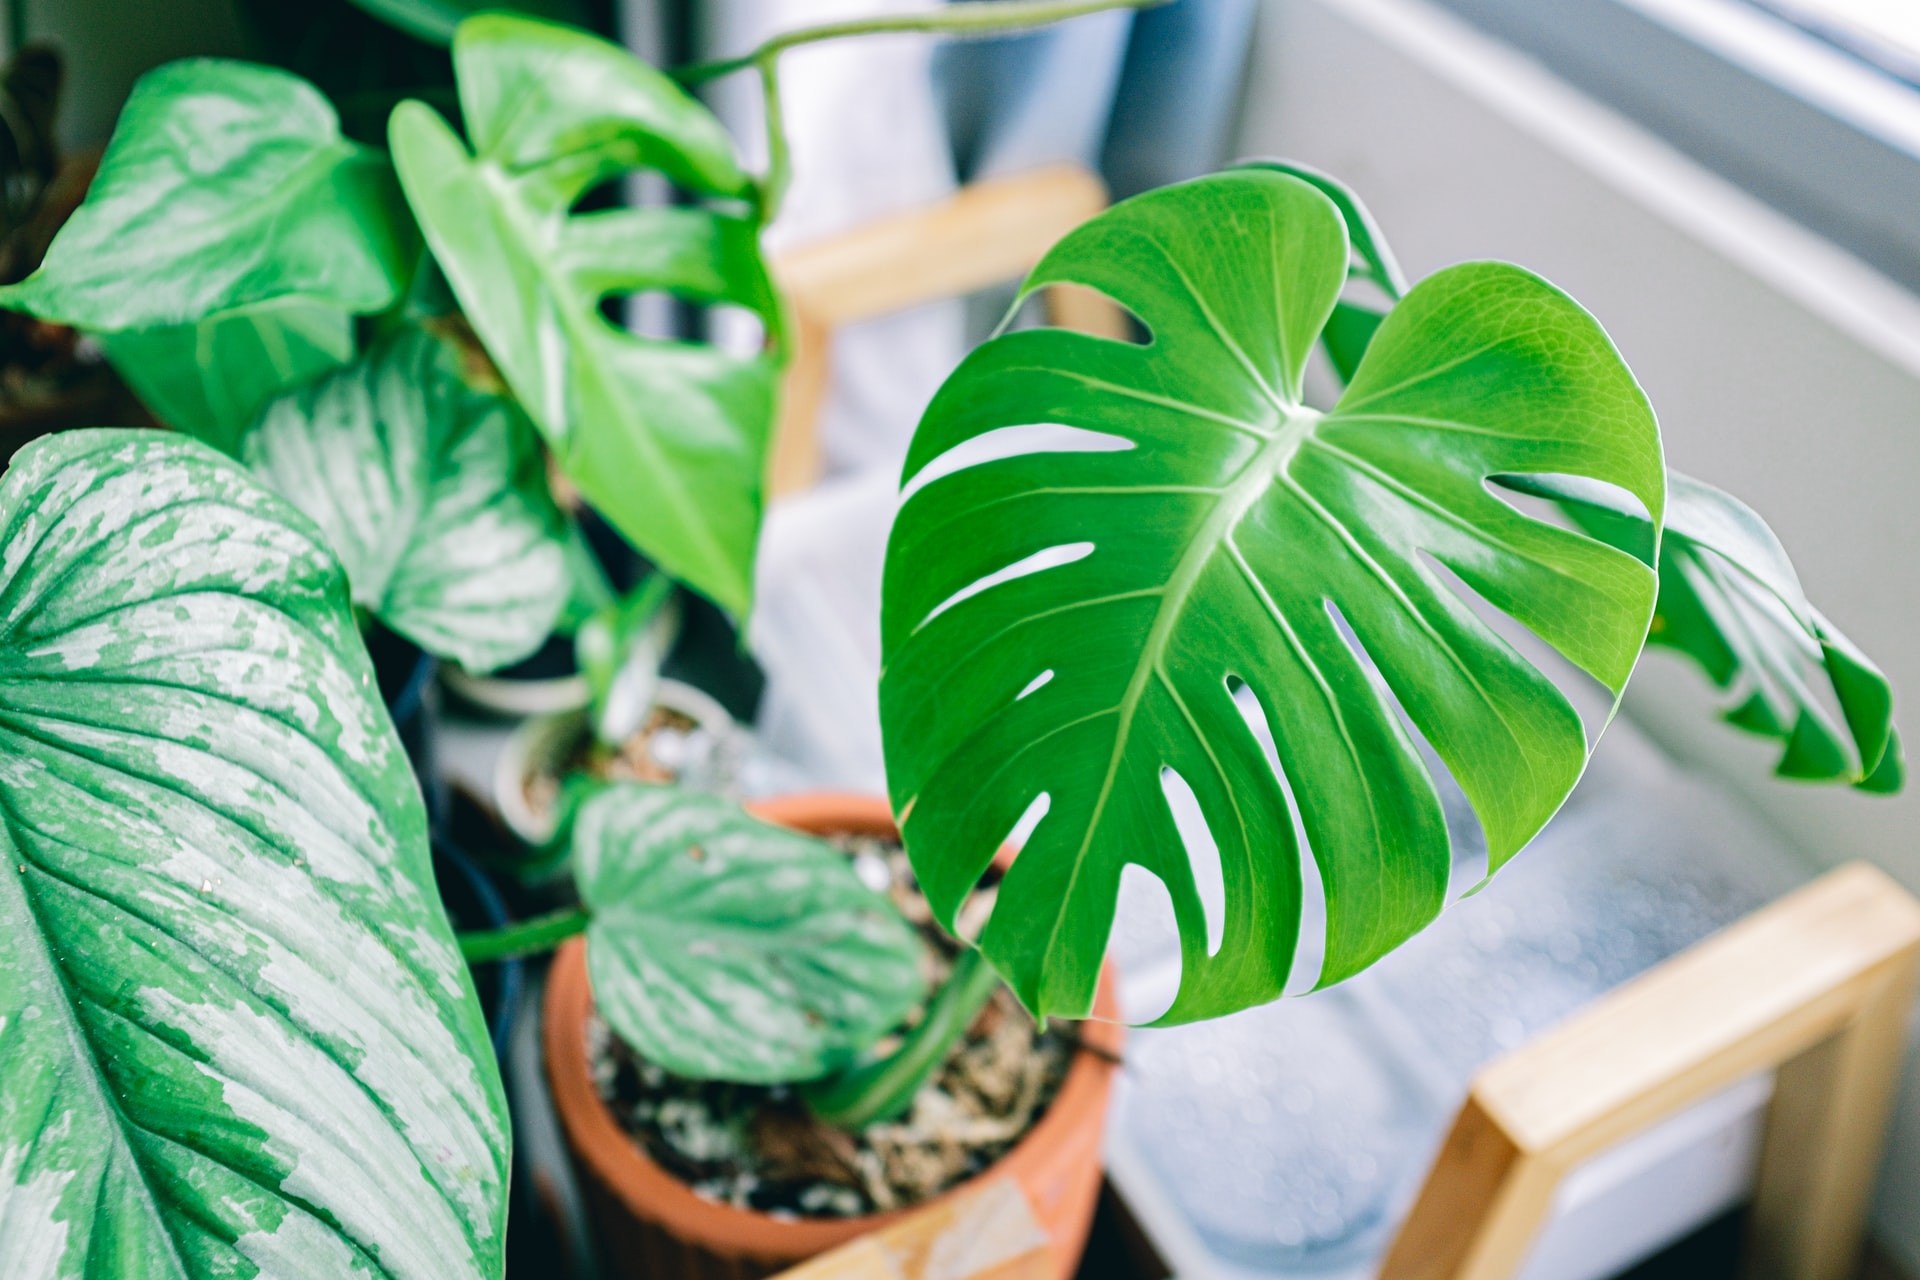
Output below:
[544,792,1123,1280]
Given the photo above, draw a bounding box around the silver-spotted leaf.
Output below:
[573,786,924,1084]
[389,15,783,617]
[0,430,507,1278]
[242,328,570,673]
[881,170,1665,1023]
[0,60,418,441]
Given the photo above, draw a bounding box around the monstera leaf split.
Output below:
[390,15,786,618]
[881,169,1669,1024]
[0,431,507,1279]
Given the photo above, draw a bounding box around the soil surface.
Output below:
[524,705,711,823]
[589,836,1073,1218]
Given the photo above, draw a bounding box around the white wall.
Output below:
[1234,0,1920,1265]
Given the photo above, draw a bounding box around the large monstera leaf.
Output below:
[389,15,783,618]
[571,786,924,1084]
[881,170,1666,1023]
[0,432,507,1277]
[0,61,417,442]
[1518,471,1901,793]
[242,327,570,673]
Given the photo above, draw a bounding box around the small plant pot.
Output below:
[544,793,1123,1280]
[493,680,743,850]
[442,633,590,719]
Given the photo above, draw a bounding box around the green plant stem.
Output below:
[756,57,791,221]
[458,905,590,963]
[670,0,1167,221]
[802,946,1004,1129]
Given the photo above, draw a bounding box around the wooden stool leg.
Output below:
[1380,1098,1560,1280]
[1744,955,1920,1280]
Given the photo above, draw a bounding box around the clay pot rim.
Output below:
[543,790,1124,1262]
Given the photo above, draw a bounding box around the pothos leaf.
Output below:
[1515,470,1901,792]
[0,431,507,1278]
[571,786,925,1084]
[242,327,570,673]
[389,15,784,618]
[0,60,419,440]
[881,170,1665,1023]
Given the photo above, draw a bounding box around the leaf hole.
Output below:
[1157,766,1225,959]
[1016,669,1054,701]
[1110,863,1180,1022]
[921,542,1094,629]
[1324,599,1491,899]
[1224,675,1328,995]
[902,424,1133,502]
[1414,549,1617,750]
[1485,473,1657,568]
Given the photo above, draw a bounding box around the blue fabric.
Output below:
[938,0,1257,193]
[1102,0,1260,199]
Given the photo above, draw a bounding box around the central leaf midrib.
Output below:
[1035,407,1317,989]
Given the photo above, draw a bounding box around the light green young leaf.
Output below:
[243,328,570,674]
[0,430,507,1279]
[572,786,925,1084]
[1516,470,1901,793]
[389,14,784,617]
[881,170,1665,1023]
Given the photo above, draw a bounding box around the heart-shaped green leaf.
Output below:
[1522,470,1901,793]
[242,327,570,673]
[572,786,924,1084]
[0,60,419,440]
[881,170,1665,1023]
[0,431,507,1278]
[389,15,783,617]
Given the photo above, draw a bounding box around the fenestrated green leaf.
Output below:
[99,299,357,454]
[881,170,1665,1023]
[1517,470,1900,793]
[572,786,924,1084]
[389,15,783,618]
[242,327,569,673]
[0,60,418,440]
[0,430,506,1278]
